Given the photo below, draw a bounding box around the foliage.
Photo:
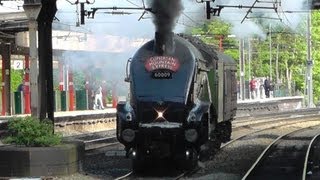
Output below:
[0,69,23,92]
[191,12,320,104]
[311,11,320,103]
[191,19,240,74]
[11,70,24,92]
[3,116,62,147]
[53,69,60,91]
[73,70,86,90]
[106,95,112,104]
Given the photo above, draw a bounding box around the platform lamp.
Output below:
[23,0,42,118]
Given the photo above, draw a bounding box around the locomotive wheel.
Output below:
[218,121,232,143]
[132,158,145,173]
[131,148,147,173]
[176,152,198,171]
[209,130,222,149]
[173,150,198,170]
[209,105,220,149]
[199,130,221,161]
[178,149,198,170]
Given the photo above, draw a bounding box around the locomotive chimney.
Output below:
[154,32,174,55]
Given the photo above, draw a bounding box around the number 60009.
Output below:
[152,72,172,79]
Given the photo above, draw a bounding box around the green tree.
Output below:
[0,69,26,92]
[311,11,320,103]
[11,70,24,92]
[73,70,86,90]
[190,12,320,103]
[192,19,238,58]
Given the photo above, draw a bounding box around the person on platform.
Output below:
[17,80,24,92]
[94,85,104,110]
[259,79,264,99]
[264,76,271,98]
[249,76,258,99]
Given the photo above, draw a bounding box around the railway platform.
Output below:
[237,96,305,117]
[0,95,305,127]
[0,108,117,141]
[0,95,308,140]
[0,108,116,123]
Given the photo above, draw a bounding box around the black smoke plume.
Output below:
[148,0,183,54]
[148,0,184,34]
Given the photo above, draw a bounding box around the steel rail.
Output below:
[114,171,133,180]
[302,133,320,180]
[174,166,201,180]
[222,116,320,149]
[233,114,320,130]
[241,125,320,180]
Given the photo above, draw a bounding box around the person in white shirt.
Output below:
[94,86,104,110]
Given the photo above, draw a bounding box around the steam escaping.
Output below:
[147,0,184,54]
[214,0,307,38]
[147,0,184,34]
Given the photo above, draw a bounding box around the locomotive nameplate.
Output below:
[145,56,180,72]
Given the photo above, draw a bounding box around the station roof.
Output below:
[0,11,144,54]
[0,11,90,42]
[0,12,27,40]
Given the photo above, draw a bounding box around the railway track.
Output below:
[242,125,320,180]
[63,130,121,156]
[113,166,202,180]
[71,108,320,153]
[62,108,320,179]
[225,117,320,149]
[190,112,320,179]
[231,108,320,139]
[174,166,202,180]
[114,171,133,180]
[235,108,320,122]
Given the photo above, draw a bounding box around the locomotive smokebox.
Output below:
[154,31,174,55]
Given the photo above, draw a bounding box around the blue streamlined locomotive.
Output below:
[116,33,237,171]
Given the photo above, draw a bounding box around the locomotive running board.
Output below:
[139,122,182,128]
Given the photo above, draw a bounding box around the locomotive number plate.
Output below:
[152,72,172,79]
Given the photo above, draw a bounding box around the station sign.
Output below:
[12,60,24,70]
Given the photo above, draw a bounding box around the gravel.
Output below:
[190,119,320,179]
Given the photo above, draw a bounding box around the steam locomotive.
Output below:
[116,32,237,171]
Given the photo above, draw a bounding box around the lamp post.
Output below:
[37,0,57,122]
[306,7,314,108]
[239,38,245,100]
[269,23,272,81]
[23,0,42,118]
[248,38,252,99]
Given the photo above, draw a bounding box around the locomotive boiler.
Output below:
[116,32,237,171]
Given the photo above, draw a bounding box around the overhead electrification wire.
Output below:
[273,0,283,22]
[176,21,198,28]
[241,0,259,23]
[126,0,140,7]
[53,21,93,33]
[277,4,295,27]
[65,0,78,5]
[181,12,202,26]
